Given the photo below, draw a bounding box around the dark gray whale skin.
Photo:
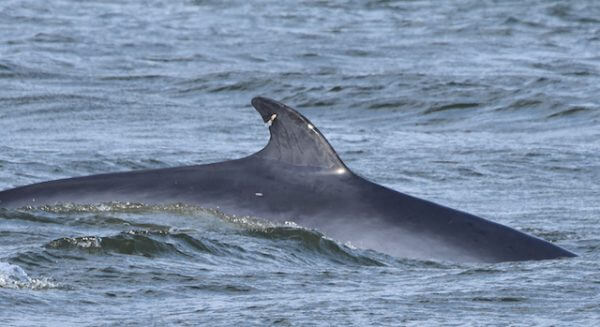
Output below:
[0,97,576,263]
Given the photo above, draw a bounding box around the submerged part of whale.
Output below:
[0,97,576,263]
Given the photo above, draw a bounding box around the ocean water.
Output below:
[1,0,599,325]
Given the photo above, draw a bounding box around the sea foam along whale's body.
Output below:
[0,97,576,263]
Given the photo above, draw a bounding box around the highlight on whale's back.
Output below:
[0,97,577,263]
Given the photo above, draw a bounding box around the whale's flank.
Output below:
[0,97,576,263]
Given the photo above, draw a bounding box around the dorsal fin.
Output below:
[250,97,348,171]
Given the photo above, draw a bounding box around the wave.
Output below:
[0,261,57,290]
[0,208,61,224]
[423,102,480,115]
[42,225,386,267]
[10,203,401,267]
[45,230,207,258]
[245,225,385,267]
[547,106,591,119]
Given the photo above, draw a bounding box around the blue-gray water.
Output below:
[1,0,599,325]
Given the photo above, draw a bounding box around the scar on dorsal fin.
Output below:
[250,97,348,172]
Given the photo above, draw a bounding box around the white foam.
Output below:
[0,261,58,290]
[343,241,357,250]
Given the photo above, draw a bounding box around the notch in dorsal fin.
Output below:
[250,97,348,171]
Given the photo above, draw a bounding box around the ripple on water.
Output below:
[0,0,599,325]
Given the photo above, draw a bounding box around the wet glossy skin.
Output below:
[0,97,576,263]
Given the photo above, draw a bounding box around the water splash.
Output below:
[0,261,57,290]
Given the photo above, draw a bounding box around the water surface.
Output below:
[1,0,599,325]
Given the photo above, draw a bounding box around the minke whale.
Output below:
[0,97,576,263]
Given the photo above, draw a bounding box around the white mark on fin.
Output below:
[255,192,263,197]
[266,114,277,127]
[307,123,319,134]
